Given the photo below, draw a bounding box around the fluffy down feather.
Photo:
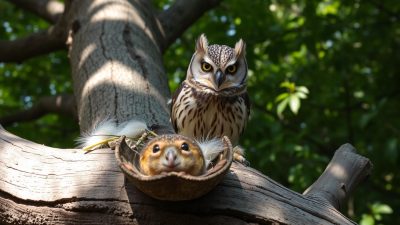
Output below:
[76,119,148,149]
[197,139,225,168]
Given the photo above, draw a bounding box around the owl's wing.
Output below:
[242,92,251,120]
[170,81,186,132]
[240,92,251,136]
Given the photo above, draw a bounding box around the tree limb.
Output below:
[157,0,222,52]
[0,94,77,126]
[0,26,66,63]
[304,144,373,211]
[6,0,64,24]
[0,127,364,224]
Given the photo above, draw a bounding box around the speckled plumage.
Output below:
[207,45,234,67]
[171,34,250,146]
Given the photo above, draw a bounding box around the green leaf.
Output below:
[276,92,289,102]
[374,214,382,221]
[277,97,289,118]
[296,86,309,94]
[280,81,292,88]
[280,81,295,92]
[289,95,300,114]
[295,91,308,99]
[360,214,375,225]
[372,203,393,214]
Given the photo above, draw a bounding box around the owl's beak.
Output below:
[214,69,225,89]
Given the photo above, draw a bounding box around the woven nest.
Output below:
[114,135,233,201]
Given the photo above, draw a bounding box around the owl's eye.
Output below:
[201,62,212,72]
[153,144,160,153]
[181,142,190,151]
[226,64,237,74]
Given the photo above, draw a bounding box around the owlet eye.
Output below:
[201,62,212,72]
[226,64,237,74]
[181,142,190,151]
[152,144,160,153]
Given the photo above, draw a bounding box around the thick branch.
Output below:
[157,0,222,52]
[0,94,77,126]
[0,27,66,63]
[304,144,373,210]
[7,0,64,23]
[0,127,359,225]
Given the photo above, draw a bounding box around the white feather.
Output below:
[76,119,117,148]
[76,119,148,149]
[197,139,225,168]
[116,120,148,137]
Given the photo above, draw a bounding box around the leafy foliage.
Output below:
[1,0,399,223]
[0,1,78,147]
[275,81,309,117]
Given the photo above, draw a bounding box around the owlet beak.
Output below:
[214,69,225,89]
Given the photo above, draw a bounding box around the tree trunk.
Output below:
[0,0,373,224]
[67,0,170,132]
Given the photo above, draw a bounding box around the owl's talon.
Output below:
[233,145,249,166]
[233,152,250,166]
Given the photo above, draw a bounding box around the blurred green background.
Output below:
[1,0,399,224]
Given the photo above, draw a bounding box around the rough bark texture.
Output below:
[67,0,170,132]
[304,144,373,211]
[0,127,368,225]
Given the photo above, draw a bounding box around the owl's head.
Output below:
[187,34,247,92]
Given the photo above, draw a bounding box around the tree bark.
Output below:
[66,0,170,132]
[304,144,373,211]
[0,0,373,224]
[0,127,370,225]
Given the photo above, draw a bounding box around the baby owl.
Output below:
[171,34,250,146]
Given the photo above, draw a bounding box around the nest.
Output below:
[114,135,233,201]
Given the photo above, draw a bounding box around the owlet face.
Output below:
[188,34,248,92]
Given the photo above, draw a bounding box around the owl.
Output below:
[171,34,250,150]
